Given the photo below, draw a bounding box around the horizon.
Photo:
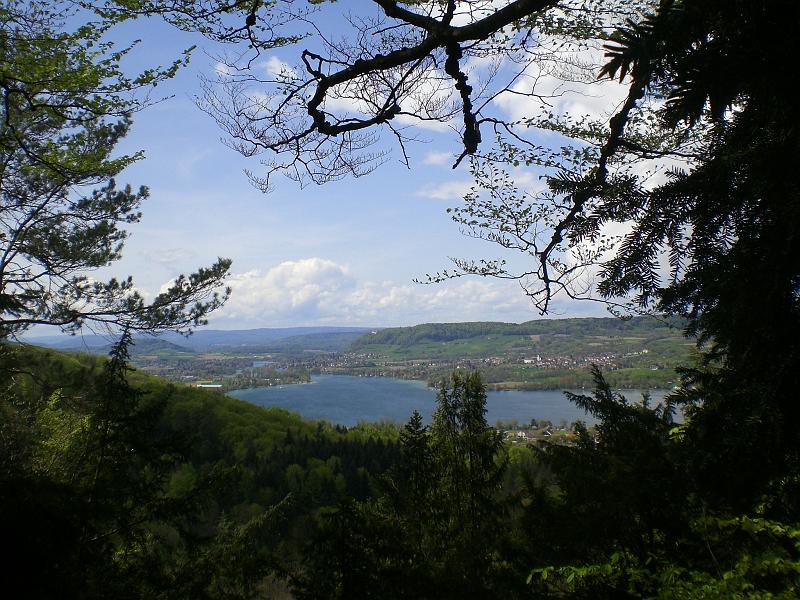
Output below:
[22,313,654,341]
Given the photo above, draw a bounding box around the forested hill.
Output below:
[1,343,401,597]
[353,317,681,347]
[26,326,374,353]
[350,316,686,358]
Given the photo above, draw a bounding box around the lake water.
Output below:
[229,374,669,427]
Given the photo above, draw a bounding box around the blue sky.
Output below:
[86,6,620,330]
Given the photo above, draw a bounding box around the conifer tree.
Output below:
[429,371,507,598]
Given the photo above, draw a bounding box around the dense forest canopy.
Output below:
[352,316,682,347]
[2,0,799,598]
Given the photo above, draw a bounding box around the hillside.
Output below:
[121,338,196,357]
[21,318,691,390]
[1,343,400,597]
[259,330,369,354]
[340,316,692,389]
[24,326,376,353]
[351,317,686,358]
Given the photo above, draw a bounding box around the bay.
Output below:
[229,374,669,427]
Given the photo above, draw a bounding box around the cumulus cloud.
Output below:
[220,258,355,323]
[207,257,555,327]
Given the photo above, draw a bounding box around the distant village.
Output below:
[498,419,589,448]
[130,344,670,392]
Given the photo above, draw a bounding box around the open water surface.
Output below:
[229,374,669,427]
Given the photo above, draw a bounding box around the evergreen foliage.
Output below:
[526,369,800,599]
[594,0,800,515]
[293,372,511,599]
[3,1,800,598]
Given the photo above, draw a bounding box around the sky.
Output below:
[65,3,628,331]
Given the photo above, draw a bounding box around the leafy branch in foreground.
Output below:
[196,0,648,190]
[0,1,230,338]
[530,517,800,599]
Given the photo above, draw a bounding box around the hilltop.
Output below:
[350,316,686,359]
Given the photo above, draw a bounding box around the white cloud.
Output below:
[394,109,456,132]
[492,42,629,125]
[323,65,459,133]
[415,180,474,201]
[449,0,507,26]
[494,71,628,124]
[261,56,298,79]
[422,151,455,166]
[142,247,197,266]
[322,93,370,115]
[505,169,545,193]
[214,61,233,77]
[205,257,564,327]
[220,258,354,322]
[415,167,543,202]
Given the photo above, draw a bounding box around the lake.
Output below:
[229,374,670,427]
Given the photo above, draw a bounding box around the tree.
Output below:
[429,371,507,598]
[0,0,230,339]
[0,332,295,599]
[198,0,647,190]
[526,369,800,600]
[392,410,434,530]
[525,367,685,567]
[599,0,800,510]
[538,0,800,508]
[193,0,796,350]
[292,373,510,599]
[197,0,800,507]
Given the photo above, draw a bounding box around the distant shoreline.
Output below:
[228,372,674,394]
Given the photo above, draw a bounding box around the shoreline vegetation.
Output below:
[149,363,679,394]
[216,318,687,392]
[199,365,311,393]
[4,0,798,596]
[224,370,676,395]
[313,365,677,391]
